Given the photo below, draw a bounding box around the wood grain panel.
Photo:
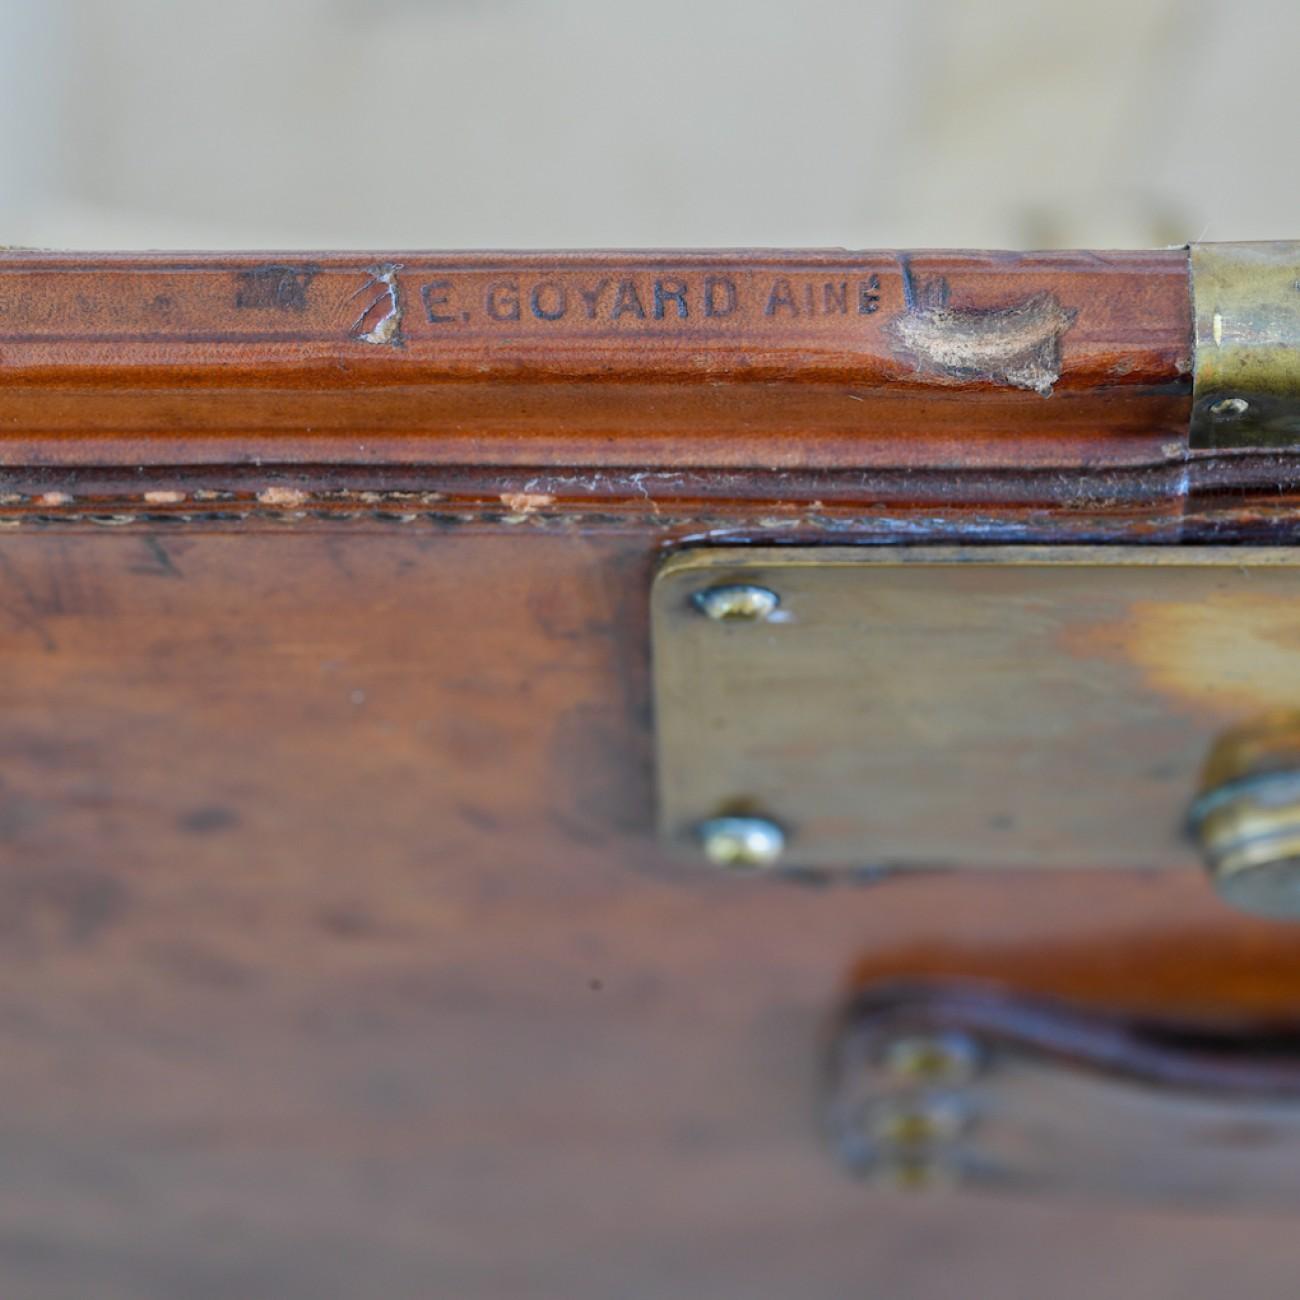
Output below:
[0,521,1298,1296]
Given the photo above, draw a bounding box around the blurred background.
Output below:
[0,0,1293,251]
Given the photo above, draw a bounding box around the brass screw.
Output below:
[870,1098,969,1147]
[696,815,786,869]
[692,583,780,622]
[864,1095,973,1192]
[875,1152,962,1192]
[883,1033,981,1085]
[1209,396,1250,419]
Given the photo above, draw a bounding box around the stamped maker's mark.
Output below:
[234,264,319,313]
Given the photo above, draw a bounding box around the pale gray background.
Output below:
[0,0,1291,250]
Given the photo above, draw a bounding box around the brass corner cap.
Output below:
[1190,241,1300,449]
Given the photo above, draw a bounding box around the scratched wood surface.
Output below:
[1,251,1299,1297]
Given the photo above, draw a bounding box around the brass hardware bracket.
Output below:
[1190,241,1300,449]
[652,546,1300,904]
[825,984,1300,1200]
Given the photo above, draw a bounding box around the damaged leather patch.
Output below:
[887,276,1078,396]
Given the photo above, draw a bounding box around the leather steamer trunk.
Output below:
[4,247,1300,1298]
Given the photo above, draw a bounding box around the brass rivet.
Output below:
[874,1151,962,1193]
[1209,396,1250,418]
[883,1033,982,1084]
[1189,716,1300,918]
[1189,775,1300,917]
[696,815,786,869]
[692,583,780,622]
[870,1100,970,1147]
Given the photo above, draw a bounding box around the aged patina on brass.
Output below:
[652,547,1300,903]
[1190,241,1300,448]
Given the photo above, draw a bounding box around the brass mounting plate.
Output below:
[652,546,1300,871]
